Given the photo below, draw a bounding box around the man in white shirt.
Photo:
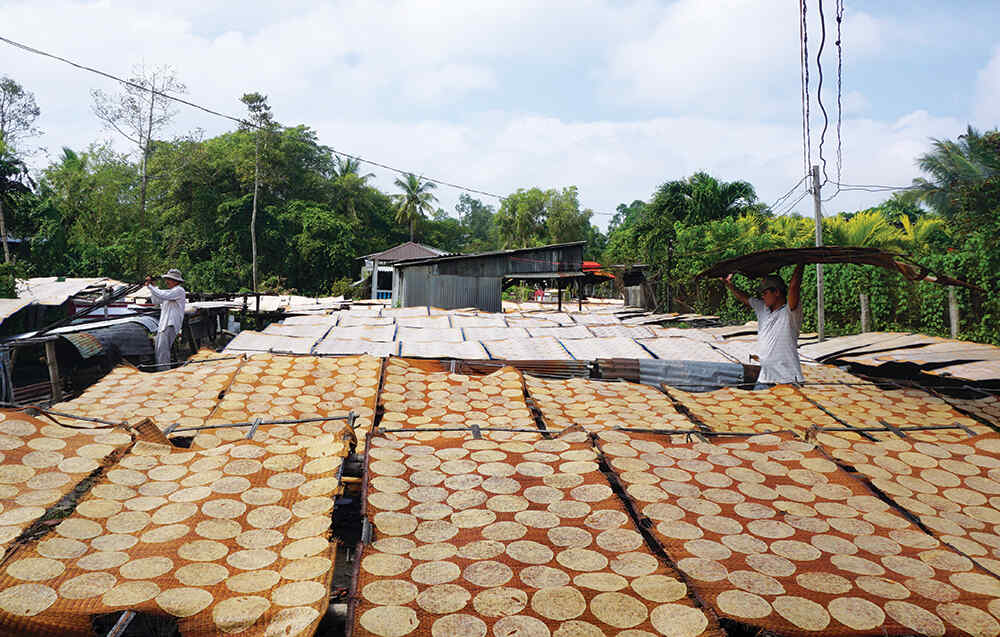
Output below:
[721,264,805,387]
[145,268,187,369]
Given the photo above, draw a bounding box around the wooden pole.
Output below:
[811,165,824,341]
[44,339,62,402]
[949,287,959,338]
[860,293,870,332]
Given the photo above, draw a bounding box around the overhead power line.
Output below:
[815,0,831,186]
[0,34,615,214]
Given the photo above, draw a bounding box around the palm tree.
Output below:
[899,214,948,254]
[823,211,902,250]
[393,173,437,241]
[334,156,374,182]
[912,126,1000,218]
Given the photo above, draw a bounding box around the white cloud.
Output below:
[0,0,982,236]
[973,44,1000,127]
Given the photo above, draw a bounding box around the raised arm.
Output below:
[147,284,185,302]
[721,273,751,308]
[787,263,805,311]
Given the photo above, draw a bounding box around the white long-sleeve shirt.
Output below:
[147,284,186,333]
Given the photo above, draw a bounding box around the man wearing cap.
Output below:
[721,264,805,387]
[145,269,187,369]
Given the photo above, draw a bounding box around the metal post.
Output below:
[811,165,824,341]
[44,339,62,402]
[557,284,562,312]
[578,279,583,312]
[665,239,673,313]
[860,293,869,332]
[102,286,110,319]
[371,258,379,301]
[949,287,959,338]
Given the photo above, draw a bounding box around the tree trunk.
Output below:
[251,134,260,293]
[410,216,415,241]
[0,197,9,264]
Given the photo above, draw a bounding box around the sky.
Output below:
[1,0,999,230]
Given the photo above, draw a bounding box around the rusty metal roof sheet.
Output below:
[697,246,982,289]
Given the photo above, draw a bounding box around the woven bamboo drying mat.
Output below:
[378,358,536,432]
[596,429,1000,636]
[0,433,347,636]
[351,428,722,637]
[0,409,133,553]
[525,374,692,433]
[819,430,1000,577]
[800,383,992,444]
[52,355,243,430]
[192,353,379,450]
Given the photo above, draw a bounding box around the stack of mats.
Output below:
[52,355,243,429]
[378,358,536,438]
[662,385,841,437]
[799,384,993,444]
[940,394,1000,428]
[191,354,380,450]
[0,410,133,551]
[525,375,692,432]
[596,429,1000,636]
[352,430,721,637]
[821,431,1000,576]
[0,431,350,636]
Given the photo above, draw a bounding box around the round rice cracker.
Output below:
[649,603,710,637]
[828,597,886,631]
[363,580,419,606]
[119,556,174,579]
[631,574,687,602]
[417,583,471,614]
[937,602,1000,636]
[473,587,528,617]
[463,561,513,587]
[431,614,487,637]
[213,595,271,634]
[58,572,117,599]
[884,601,946,637]
[103,581,161,607]
[156,587,214,617]
[529,586,587,621]
[0,583,57,616]
[360,605,419,637]
[272,581,327,606]
[363,553,412,577]
[5,556,65,581]
[175,562,229,587]
[772,596,831,631]
[225,570,280,594]
[493,616,549,637]
[716,590,773,619]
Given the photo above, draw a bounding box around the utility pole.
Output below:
[665,239,673,313]
[811,165,825,341]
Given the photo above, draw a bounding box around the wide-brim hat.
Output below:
[161,268,184,283]
[757,274,787,295]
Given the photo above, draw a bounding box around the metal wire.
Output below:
[167,412,353,434]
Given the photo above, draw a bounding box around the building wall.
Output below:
[398,266,502,312]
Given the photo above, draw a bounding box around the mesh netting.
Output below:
[0,432,349,636]
[352,429,721,637]
[596,429,1000,636]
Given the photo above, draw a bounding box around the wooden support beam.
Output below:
[44,339,62,402]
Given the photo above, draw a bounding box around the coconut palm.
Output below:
[393,173,438,241]
[333,156,374,182]
[912,126,1000,217]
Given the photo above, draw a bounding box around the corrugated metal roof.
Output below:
[359,241,447,262]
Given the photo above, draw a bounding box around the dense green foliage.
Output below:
[1,72,997,343]
[603,131,1000,343]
